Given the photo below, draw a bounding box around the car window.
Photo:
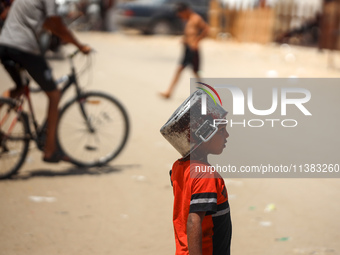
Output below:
[190,0,209,7]
[168,0,208,8]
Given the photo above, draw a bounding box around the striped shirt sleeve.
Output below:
[189,178,218,214]
[190,192,217,214]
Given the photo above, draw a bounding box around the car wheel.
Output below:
[151,20,172,35]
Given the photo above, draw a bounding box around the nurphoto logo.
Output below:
[197,82,223,115]
[199,83,312,128]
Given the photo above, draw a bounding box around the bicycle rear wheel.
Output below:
[57,92,130,167]
[0,98,30,179]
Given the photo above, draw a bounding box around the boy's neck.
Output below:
[189,152,208,163]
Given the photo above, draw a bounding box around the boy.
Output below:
[160,2,209,99]
[160,90,232,255]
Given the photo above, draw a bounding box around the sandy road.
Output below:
[1,32,340,255]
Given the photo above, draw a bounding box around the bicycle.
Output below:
[0,50,130,179]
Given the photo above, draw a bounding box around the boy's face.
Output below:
[201,124,229,155]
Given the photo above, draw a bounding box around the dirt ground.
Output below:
[1,32,340,255]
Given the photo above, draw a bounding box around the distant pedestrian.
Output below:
[100,0,114,31]
[160,2,209,99]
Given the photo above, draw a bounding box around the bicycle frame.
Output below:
[1,50,90,149]
[59,50,83,98]
[1,49,130,173]
[0,85,33,141]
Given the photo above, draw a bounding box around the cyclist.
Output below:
[0,0,91,162]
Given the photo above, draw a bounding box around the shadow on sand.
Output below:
[2,164,141,181]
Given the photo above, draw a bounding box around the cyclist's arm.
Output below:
[43,16,90,54]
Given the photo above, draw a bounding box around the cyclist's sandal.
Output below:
[43,150,70,163]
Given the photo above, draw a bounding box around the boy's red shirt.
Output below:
[171,159,232,255]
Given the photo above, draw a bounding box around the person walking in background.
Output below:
[100,0,114,31]
[160,2,209,99]
[0,0,91,162]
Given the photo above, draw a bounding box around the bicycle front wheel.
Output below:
[0,98,30,179]
[58,92,130,167]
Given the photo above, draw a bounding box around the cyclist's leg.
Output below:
[4,47,61,161]
[0,45,25,98]
[44,89,60,159]
[21,53,61,160]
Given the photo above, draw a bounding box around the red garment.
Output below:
[171,159,232,255]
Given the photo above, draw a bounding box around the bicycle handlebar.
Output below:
[30,48,93,93]
[68,48,95,60]
[68,49,81,59]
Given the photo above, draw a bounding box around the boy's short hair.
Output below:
[175,2,190,13]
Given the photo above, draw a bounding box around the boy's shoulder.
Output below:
[173,158,209,169]
[172,159,216,178]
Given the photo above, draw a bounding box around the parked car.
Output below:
[115,0,210,35]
